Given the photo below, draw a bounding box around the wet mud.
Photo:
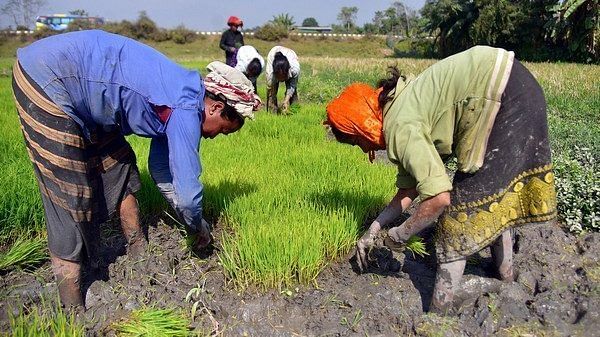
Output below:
[0,217,598,336]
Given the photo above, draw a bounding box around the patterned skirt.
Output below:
[435,60,557,263]
[12,61,141,262]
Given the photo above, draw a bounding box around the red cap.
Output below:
[227,16,243,27]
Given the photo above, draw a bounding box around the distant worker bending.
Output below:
[220,16,245,67]
[266,46,300,114]
[235,45,265,94]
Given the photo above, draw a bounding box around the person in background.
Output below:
[325,46,556,313]
[235,45,265,94]
[12,30,261,310]
[265,46,300,114]
[220,16,245,67]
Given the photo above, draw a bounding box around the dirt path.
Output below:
[1,218,599,336]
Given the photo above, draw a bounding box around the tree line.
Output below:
[327,1,598,63]
[249,0,598,63]
[2,0,597,62]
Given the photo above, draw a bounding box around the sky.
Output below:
[1,0,426,30]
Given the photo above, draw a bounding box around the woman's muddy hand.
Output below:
[355,224,381,273]
[355,232,373,273]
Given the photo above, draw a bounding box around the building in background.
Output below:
[35,14,104,31]
[293,26,332,34]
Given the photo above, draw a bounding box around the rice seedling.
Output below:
[112,307,191,337]
[9,297,85,337]
[405,235,429,258]
[0,41,597,290]
[0,236,47,271]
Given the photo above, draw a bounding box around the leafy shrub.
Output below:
[152,28,171,42]
[29,12,198,45]
[410,38,435,58]
[102,12,158,40]
[254,23,288,41]
[0,31,8,44]
[32,27,58,40]
[65,19,99,32]
[132,11,158,40]
[170,25,196,44]
[393,38,435,58]
[554,147,600,233]
[102,20,136,38]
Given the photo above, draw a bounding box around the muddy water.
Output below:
[1,217,598,336]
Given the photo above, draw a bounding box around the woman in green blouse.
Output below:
[326,46,557,313]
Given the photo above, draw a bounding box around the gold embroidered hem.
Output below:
[435,164,557,263]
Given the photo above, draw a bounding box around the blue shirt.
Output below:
[17,30,205,231]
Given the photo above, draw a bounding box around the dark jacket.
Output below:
[220,30,244,66]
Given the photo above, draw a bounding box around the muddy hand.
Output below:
[281,98,290,112]
[355,231,376,273]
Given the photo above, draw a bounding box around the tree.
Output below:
[272,13,295,31]
[470,0,523,46]
[392,1,416,37]
[337,6,358,31]
[133,10,158,40]
[302,17,319,27]
[1,0,47,29]
[420,0,477,56]
[370,11,385,34]
[549,0,599,62]
[367,3,419,36]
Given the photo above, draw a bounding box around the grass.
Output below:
[112,308,191,337]
[204,104,393,288]
[416,313,461,337]
[8,297,85,337]
[0,37,598,289]
[500,322,561,337]
[0,236,47,271]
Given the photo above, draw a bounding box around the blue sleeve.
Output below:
[148,137,177,211]
[161,108,203,231]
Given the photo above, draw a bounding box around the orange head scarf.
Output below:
[325,83,385,157]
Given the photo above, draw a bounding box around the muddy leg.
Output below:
[267,84,278,113]
[430,258,466,314]
[491,229,514,281]
[51,254,84,309]
[119,193,146,257]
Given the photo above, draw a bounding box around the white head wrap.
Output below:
[204,61,262,119]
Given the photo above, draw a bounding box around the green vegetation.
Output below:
[419,0,599,62]
[0,236,46,271]
[416,313,461,337]
[112,308,191,337]
[405,235,429,258]
[203,103,393,288]
[0,38,598,289]
[9,298,85,337]
[254,23,289,42]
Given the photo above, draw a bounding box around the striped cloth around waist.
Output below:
[12,60,135,223]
